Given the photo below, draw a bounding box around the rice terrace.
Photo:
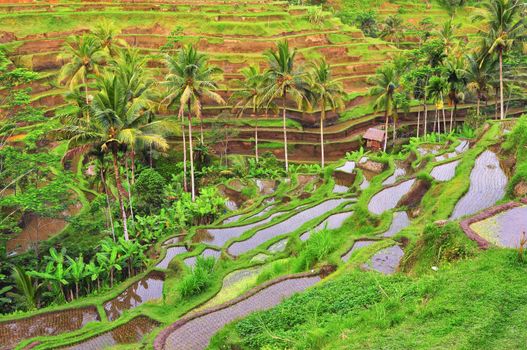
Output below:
[1,0,527,348]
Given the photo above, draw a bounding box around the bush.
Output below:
[295,228,333,271]
[134,168,167,215]
[179,256,216,298]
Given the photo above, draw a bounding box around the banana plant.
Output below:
[117,238,145,277]
[96,238,123,288]
[85,259,104,292]
[66,255,88,299]
[29,248,69,301]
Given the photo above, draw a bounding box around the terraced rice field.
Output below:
[368,179,416,215]
[470,206,527,248]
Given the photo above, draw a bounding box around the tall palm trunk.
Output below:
[416,109,421,138]
[188,106,196,202]
[440,93,446,132]
[255,108,260,162]
[423,102,428,136]
[282,95,289,172]
[499,49,504,120]
[200,118,204,145]
[320,101,325,168]
[130,149,136,184]
[383,108,389,152]
[111,148,129,241]
[476,95,480,116]
[124,158,135,233]
[83,74,90,122]
[100,167,115,241]
[181,114,188,192]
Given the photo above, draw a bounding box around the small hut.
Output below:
[363,128,385,151]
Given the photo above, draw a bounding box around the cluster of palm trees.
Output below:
[232,41,346,171]
[369,0,525,151]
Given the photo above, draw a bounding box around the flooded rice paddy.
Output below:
[0,306,99,350]
[362,245,404,274]
[204,212,284,247]
[341,240,376,262]
[450,151,507,219]
[162,276,321,350]
[368,179,416,215]
[381,212,410,238]
[268,238,288,252]
[300,211,354,241]
[62,316,159,350]
[430,160,460,182]
[156,246,188,269]
[228,199,347,256]
[470,206,527,248]
[183,249,221,267]
[104,273,164,321]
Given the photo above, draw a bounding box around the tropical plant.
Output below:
[66,255,88,299]
[464,52,497,116]
[96,238,123,288]
[262,40,308,172]
[163,45,225,201]
[369,64,400,151]
[10,266,42,310]
[307,59,345,168]
[475,0,526,120]
[231,66,266,162]
[58,34,105,120]
[427,75,449,133]
[379,15,405,47]
[61,74,173,240]
[444,55,466,131]
[92,20,126,57]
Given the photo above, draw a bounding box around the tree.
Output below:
[465,52,497,116]
[58,35,105,121]
[262,40,308,172]
[379,15,405,47]
[436,19,461,55]
[92,20,125,58]
[369,64,400,151]
[61,74,172,241]
[163,45,225,201]
[444,55,466,131]
[231,65,266,162]
[427,75,449,133]
[307,59,345,168]
[476,0,525,119]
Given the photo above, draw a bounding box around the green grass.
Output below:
[210,247,527,350]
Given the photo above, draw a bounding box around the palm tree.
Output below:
[58,34,105,121]
[379,15,405,47]
[92,20,126,58]
[62,74,172,241]
[436,19,461,55]
[262,40,308,172]
[10,265,42,310]
[231,65,266,162]
[465,52,497,116]
[476,0,525,119]
[444,55,466,131]
[426,75,449,133]
[307,59,345,168]
[369,64,399,151]
[163,45,225,201]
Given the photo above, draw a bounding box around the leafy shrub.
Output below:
[179,256,216,298]
[134,168,167,214]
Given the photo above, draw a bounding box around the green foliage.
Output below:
[295,228,333,271]
[9,265,42,311]
[179,256,216,298]
[134,168,167,215]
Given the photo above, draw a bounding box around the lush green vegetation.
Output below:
[0,0,526,349]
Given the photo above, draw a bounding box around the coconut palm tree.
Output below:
[379,15,405,47]
[231,65,266,162]
[426,75,449,133]
[444,55,466,131]
[369,64,400,152]
[476,0,525,120]
[58,34,105,121]
[163,45,225,201]
[62,74,172,241]
[436,19,461,55]
[92,20,126,58]
[464,52,497,116]
[262,40,308,172]
[307,59,345,168]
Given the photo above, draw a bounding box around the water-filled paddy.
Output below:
[470,205,527,248]
[368,179,415,215]
[362,245,404,274]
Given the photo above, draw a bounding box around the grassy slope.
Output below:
[210,248,527,350]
